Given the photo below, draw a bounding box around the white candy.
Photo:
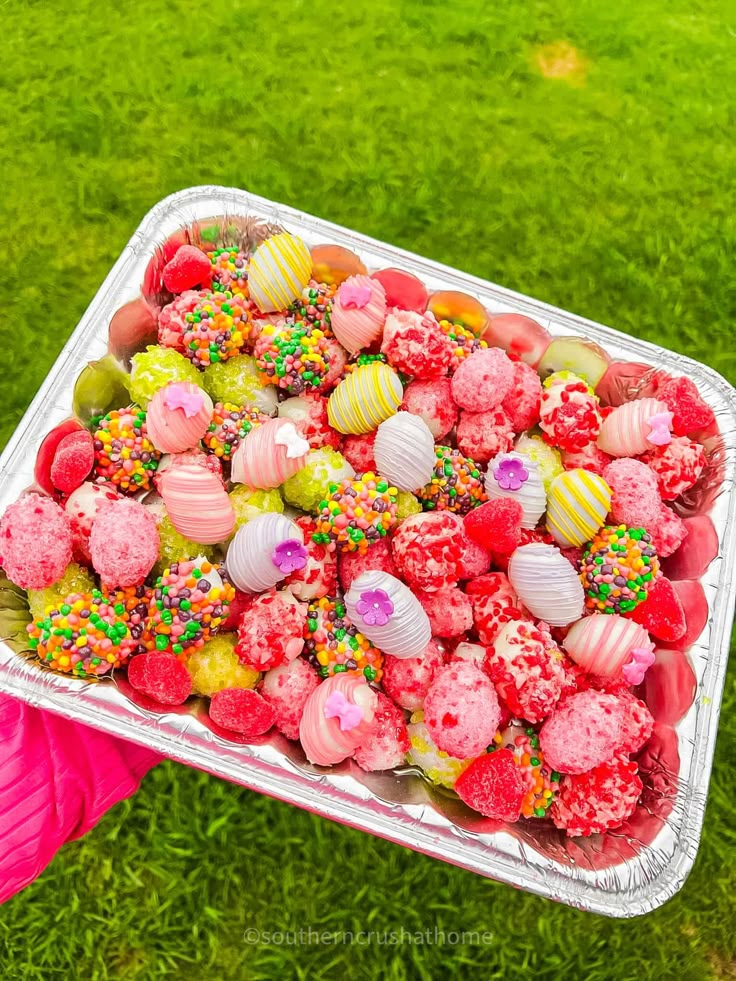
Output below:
[374,412,436,491]
[484,451,547,529]
[344,571,431,659]
[508,542,584,626]
[226,512,304,593]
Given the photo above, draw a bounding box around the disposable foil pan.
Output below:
[1,186,734,917]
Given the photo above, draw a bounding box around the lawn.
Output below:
[1,0,735,978]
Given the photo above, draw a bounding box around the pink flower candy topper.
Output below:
[493,456,529,492]
[324,690,364,731]
[339,282,372,310]
[646,411,674,447]
[355,588,394,627]
[623,646,656,686]
[271,538,308,574]
[165,383,205,418]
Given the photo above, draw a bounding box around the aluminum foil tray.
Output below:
[1,185,734,917]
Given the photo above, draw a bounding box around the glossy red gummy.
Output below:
[481,313,551,367]
[455,749,525,821]
[643,649,697,726]
[127,652,192,706]
[49,429,94,494]
[370,267,428,313]
[209,688,276,737]
[108,298,158,365]
[34,418,85,496]
[162,244,213,293]
[662,515,719,581]
[628,576,687,642]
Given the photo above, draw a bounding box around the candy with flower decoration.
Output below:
[483,451,546,529]
[344,570,431,660]
[226,512,307,594]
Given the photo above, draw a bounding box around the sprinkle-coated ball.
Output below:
[201,402,264,460]
[208,247,249,296]
[492,726,561,819]
[26,590,132,677]
[148,558,235,660]
[438,319,487,368]
[312,473,398,553]
[93,407,162,493]
[287,281,336,335]
[183,291,247,369]
[580,525,661,614]
[416,446,486,514]
[255,322,331,394]
[303,595,383,682]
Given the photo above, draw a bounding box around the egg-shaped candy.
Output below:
[508,542,584,626]
[226,512,306,593]
[484,451,546,529]
[597,398,672,457]
[159,464,235,544]
[344,571,431,659]
[374,412,436,492]
[331,274,387,354]
[327,362,403,435]
[231,418,309,489]
[299,673,378,766]
[563,614,652,677]
[545,469,612,547]
[247,232,312,312]
[146,382,214,454]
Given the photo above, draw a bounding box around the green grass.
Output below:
[1,0,735,977]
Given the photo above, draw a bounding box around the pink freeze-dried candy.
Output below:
[353,692,410,771]
[260,657,320,740]
[381,639,445,712]
[401,377,458,439]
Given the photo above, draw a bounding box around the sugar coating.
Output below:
[486,620,567,724]
[65,481,120,564]
[203,354,279,415]
[456,407,515,464]
[0,494,73,590]
[235,589,307,671]
[382,639,445,712]
[395,491,422,523]
[502,360,542,431]
[464,572,525,646]
[603,458,661,530]
[539,690,625,774]
[617,691,654,755]
[338,537,397,592]
[27,562,96,622]
[401,378,458,439]
[414,586,473,637]
[514,434,564,493]
[229,485,284,529]
[550,757,642,837]
[381,309,454,379]
[209,688,276,736]
[391,511,465,592]
[129,346,201,407]
[341,432,377,473]
[649,504,687,558]
[423,661,502,758]
[456,535,492,579]
[261,657,320,740]
[186,633,260,697]
[450,348,514,412]
[562,443,613,476]
[454,749,526,821]
[282,447,355,513]
[89,498,160,588]
[640,436,707,501]
[539,372,601,452]
[128,652,193,705]
[155,511,216,575]
[353,691,410,772]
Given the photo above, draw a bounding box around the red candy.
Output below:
[209,688,276,737]
[260,657,320,740]
[486,620,567,724]
[370,268,428,313]
[34,418,86,496]
[501,360,542,431]
[353,691,410,771]
[457,534,492,579]
[617,691,654,755]
[539,690,625,774]
[456,407,514,464]
[49,429,95,494]
[128,652,192,705]
[391,512,465,592]
[381,310,453,379]
[423,661,501,758]
[628,575,687,642]
[464,499,523,554]
[382,639,445,712]
[0,494,73,590]
[338,537,397,592]
[401,378,457,439]
[65,481,120,564]
[415,586,473,637]
[454,749,525,821]
[550,757,642,837]
[88,498,160,588]
[464,572,525,645]
[640,436,707,501]
[450,348,514,412]
[162,245,213,294]
[235,589,307,671]
[283,516,337,601]
[659,377,715,436]
[341,432,377,473]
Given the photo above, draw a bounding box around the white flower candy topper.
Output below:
[344,570,431,659]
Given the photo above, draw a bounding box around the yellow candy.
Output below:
[546,469,612,547]
[247,232,312,313]
[327,363,403,435]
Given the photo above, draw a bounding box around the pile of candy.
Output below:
[0,225,718,841]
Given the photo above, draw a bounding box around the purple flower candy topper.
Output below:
[355,588,394,627]
[646,411,674,447]
[324,690,364,731]
[272,539,308,575]
[493,456,529,492]
[623,646,656,686]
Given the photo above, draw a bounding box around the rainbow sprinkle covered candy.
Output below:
[255,322,330,394]
[93,407,162,493]
[208,247,249,295]
[492,725,561,819]
[580,525,661,613]
[148,558,235,660]
[288,281,336,334]
[303,595,383,682]
[417,446,486,514]
[26,590,132,677]
[312,473,398,553]
[183,292,248,369]
[438,319,487,368]
[201,401,264,460]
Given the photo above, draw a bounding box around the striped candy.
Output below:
[545,469,612,546]
[247,232,312,312]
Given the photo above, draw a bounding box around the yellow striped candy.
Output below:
[247,232,312,312]
[327,363,403,435]
[545,469,612,546]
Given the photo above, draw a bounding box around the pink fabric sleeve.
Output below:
[0,694,162,905]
